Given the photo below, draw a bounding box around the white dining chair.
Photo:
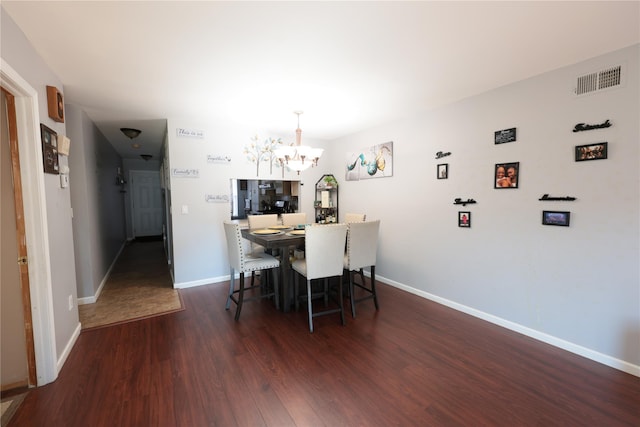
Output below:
[281,212,307,226]
[344,212,366,223]
[223,221,280,320]
[292,223,348,332]
[247,213,279,230]
[247,214,279,254]
[344,220,380,318]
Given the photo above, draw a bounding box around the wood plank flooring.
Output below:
[9,243,640,426]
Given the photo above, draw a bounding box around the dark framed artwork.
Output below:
[542,210,570,227]
[575,142,607,161]
[40,124,59,174]
[494,127,516,144]
[494,162,519,189]
[437,163,448,179]
[458,211,470,227]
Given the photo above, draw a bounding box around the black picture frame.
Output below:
[437,163,448,179]
[575,142,607,162]
[494,162,519,189]
[40,124,59,175]
[458,211,471,227]
[542,210,570,227]
[494,127,516,144]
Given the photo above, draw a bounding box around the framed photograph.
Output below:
[575,142,607,161]
[494,127,516,144]
[458,211,471,228]
[40,124,59,174]
[542,210,570,227]
[494,162,519,189]
[437,163,448,179]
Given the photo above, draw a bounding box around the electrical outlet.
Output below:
[68,295,74,311]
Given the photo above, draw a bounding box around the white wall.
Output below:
[166,118,329,287]
[331,44,639,373]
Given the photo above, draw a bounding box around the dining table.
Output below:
[241,227,306,312]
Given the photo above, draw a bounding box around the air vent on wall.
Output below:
[575,65,622,96]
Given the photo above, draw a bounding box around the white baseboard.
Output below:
[77,241,127,305]
[374,273,640,378]
[57,322,81,374]
[174,275,228,289]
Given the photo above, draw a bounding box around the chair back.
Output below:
[223,221,246,271]
[281,212,307,226]
[346,220,380,270]
[345,212,366,223]
[247,214,278,229]
[304,224,348,280]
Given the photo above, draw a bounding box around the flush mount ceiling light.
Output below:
[140,154,152,161]
[120,127,142,139]
[274,111,323,174]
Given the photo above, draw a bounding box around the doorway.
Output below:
[1,59,57,386]
[130,170,163,238]
[1,88,36,390]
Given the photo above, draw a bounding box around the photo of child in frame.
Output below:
[458,211,470,227]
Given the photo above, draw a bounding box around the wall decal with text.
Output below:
[205,194,229,203]
[172,168,200,178]
[572,119,611,132]
[176,128,205,138]
[207,154,231,164]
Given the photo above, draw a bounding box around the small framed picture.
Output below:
[458,211,471,228]
[542,210,570,227]
[437,163,448,179]
[40,124,59,175]
[575,142,607,161]
[494,127,516,144]
[495,162,519,189]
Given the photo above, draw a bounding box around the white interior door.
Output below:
[130,170,163,238]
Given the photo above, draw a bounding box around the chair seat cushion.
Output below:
[243,253,280,272]
[292,259,307,277]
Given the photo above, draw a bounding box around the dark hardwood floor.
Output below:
[9,244,640,426]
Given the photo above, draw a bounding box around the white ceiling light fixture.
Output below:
[275,111,323,174]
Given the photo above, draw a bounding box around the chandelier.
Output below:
[274,111,323,174]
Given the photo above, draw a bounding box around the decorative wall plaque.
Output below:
[494,128,517,144]
[46,86,64,123]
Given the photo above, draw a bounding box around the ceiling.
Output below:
[3,1,639,160]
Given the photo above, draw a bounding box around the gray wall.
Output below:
[66,104,126,300]
[1,8,79,363]
[165,45,639,373]
[332,44,639,370]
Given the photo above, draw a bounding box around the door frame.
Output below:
[2,87,37,388]
[1,59,57,386]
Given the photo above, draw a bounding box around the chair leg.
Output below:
[294,271,300,312]
[338,276,346,326]
[307,279,314,333]
[324,279,329,306]
[371,266,379,310]
[234,272,245,321]
[272,267,280,311]
[226,267,235,310]
[349,270,357,318]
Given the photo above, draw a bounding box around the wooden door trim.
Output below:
[2,87,37,386]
